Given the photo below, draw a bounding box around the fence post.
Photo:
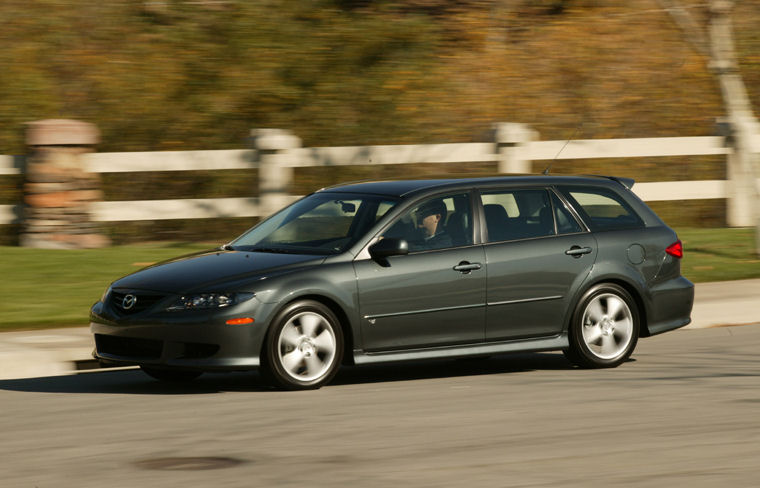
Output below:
[251,129,301,218]
[494,123,536,174]
[20,119,109,249]
[720,116,759,228]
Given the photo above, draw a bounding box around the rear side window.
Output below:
[481,189,555,242]
[559,186,643,231]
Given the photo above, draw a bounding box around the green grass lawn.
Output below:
[0,228,759,331]
[676,227,760,283]
[0,242,210,331]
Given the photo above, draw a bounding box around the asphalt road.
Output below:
[1,325,759,488]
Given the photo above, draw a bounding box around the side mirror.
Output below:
[369,238,409,260]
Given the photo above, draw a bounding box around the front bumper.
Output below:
[90,302,268,371]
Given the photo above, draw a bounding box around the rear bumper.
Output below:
[645,276,694,336]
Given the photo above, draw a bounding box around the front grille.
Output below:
[95,334,163,360]
[110,291,166,315]
[181,342,220,359]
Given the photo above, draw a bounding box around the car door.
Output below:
[481,188,597,341]
[354,192,487,351]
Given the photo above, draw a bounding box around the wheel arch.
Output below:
[263,294,356,366]
[570,277,650,338]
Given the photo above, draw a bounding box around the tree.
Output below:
[660,0,760,255]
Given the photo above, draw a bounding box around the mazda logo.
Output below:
[122,294,137,310]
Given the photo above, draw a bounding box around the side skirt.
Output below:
[353,333,568,365]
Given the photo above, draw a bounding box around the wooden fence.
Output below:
[1,123,759,229]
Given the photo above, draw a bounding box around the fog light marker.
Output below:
[226,317,254,325]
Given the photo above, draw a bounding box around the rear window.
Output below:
[558,186,643,231]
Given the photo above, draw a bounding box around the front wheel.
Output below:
[262,300,344,390]
[564,283,639,368]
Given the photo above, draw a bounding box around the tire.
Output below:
[564,283,640,368]
[140,366,203,382]
[262,300,344,390]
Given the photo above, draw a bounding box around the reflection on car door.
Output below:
[354,246,487,351]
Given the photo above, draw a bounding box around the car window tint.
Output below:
[559,186,643,231]
[551,192,584,234]
[481,189,555,242]
[382,193,472,252]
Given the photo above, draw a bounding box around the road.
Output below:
[1,325,759,488]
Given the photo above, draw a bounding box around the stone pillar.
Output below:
[494,122,536,174]
[251,129,301,218]
[21,119,110,249]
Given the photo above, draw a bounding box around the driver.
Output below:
[414,200,452,250]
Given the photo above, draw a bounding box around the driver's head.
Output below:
[415,200,446,238]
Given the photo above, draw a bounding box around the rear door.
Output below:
[481,188,597,341]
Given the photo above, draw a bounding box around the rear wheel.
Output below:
[564,283,639,368]
[262,300,344,390]
[140,366,203,382]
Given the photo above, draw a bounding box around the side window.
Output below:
[550,192,584,234]
[481,189,555,242]
[381,193,472,252]
[375,201,395,221]
[559,186,643,231]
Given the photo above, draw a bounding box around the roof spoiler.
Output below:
[597,175,635,189]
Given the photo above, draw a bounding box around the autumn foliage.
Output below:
[1,0,759,241]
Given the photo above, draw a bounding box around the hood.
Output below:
[112,249,325,293]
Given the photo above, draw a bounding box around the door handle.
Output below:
[565,246,593,258]
[453,261,482,274]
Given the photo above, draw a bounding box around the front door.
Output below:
[354,192,486,351]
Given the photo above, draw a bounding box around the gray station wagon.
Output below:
[90,175,694,389]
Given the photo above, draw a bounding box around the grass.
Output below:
[0,228,759,331]
[0,242,210,331]
[676,227,760,283]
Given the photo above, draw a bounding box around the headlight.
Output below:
[166,292,255,311]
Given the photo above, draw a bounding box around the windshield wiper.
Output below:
[244,246,303,254]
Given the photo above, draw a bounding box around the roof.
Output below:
[319,175,633,198]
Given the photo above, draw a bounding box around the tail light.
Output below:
[666,240,683,259]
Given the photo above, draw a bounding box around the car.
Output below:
[90,175,694,389]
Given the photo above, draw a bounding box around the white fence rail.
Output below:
[2,132,758,226]
[0,155,21,176]
[85,149,254,173]
[528,136,730,160]
[88,180,734,223]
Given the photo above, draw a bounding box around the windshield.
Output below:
[229,192,398,255]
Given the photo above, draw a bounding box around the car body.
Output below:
[90,175,694,389]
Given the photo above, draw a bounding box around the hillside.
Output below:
[1,0,758,242]
[2,0,758,151]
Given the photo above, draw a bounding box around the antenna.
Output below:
[542,125,581,175]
